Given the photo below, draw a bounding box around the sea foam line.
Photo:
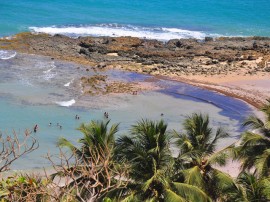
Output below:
[29,24,219,41]
[0,50,17,60]
[64,78,74,87]
[43,66,55,74]
[55,99,76,107]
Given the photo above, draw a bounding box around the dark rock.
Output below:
[142,61,155,65]
[205,37,213,42]
[79,48,88,54]
[253,41,258,49]
[166,39,183,48]
[265,67,270,72]
[247,55,256,60]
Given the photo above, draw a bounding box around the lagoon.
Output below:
[0,53,254,169]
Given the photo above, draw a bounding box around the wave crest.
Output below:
[0,50,17,60]
[55,99,76,107]
[29,24,219,41]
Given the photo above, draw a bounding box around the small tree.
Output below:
[0,130,40,201]
[45,148,129,202]
[0,130,38,173]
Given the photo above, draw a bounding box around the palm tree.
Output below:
[223,171,270,202]
[115,119,211,202]
[235,100,270,177]
[57,119,119,160]
[174,113,235,201]
[55,120,122,201]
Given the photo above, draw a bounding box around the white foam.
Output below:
[64,78,74,87]
[0,50,17,60]
[55,99,76,107]
[64,82,71,87]
[40,71,57,81]
[43,67,54,74]
[29,24,219,41]
[41,62,57,80]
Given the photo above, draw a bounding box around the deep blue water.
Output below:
[0,0,269,39]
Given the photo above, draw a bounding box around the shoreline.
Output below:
[153,74,268,109]
[1,32,269,108]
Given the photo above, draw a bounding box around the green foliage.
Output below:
[115,119,211,202]
[235,100,270,177]
[58,119,119,160]
[174,113,234,200]
[0,174,49,201]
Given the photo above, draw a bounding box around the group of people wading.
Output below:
[33,112,110,133]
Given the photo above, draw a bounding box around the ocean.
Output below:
[0,0,269,40]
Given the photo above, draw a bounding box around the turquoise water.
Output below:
[0,53,255,169]
[0,0,269,39]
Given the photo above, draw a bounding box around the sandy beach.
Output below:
[166,73,270,109]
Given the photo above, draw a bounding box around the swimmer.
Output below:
[49,123,52,126]
[59,125,62,129]
[161,113,164,116]
[33,124,38,133]
[104,112,109,119]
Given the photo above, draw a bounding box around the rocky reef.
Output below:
[1,33,270,76]
[1,32,270,106]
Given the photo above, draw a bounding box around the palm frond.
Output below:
[207,149,229,166]
[243,116,265,130]
[164,189,186,202]
[254,149,270,178]
[182,166,204,188]
[172,182,211,202]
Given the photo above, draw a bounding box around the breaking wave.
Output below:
[55,99,76,107]
[29,24,220,41]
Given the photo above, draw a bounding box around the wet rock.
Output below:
[205,37,213,42]
[166,39,183,48]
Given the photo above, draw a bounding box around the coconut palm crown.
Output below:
[57,119,119,160]
[235,100,270,177]
[174,113,234,201]
[115,119,211,202]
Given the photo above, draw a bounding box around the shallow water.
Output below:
[0,53,255,169]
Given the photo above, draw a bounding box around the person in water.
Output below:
[34,124,38,133]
